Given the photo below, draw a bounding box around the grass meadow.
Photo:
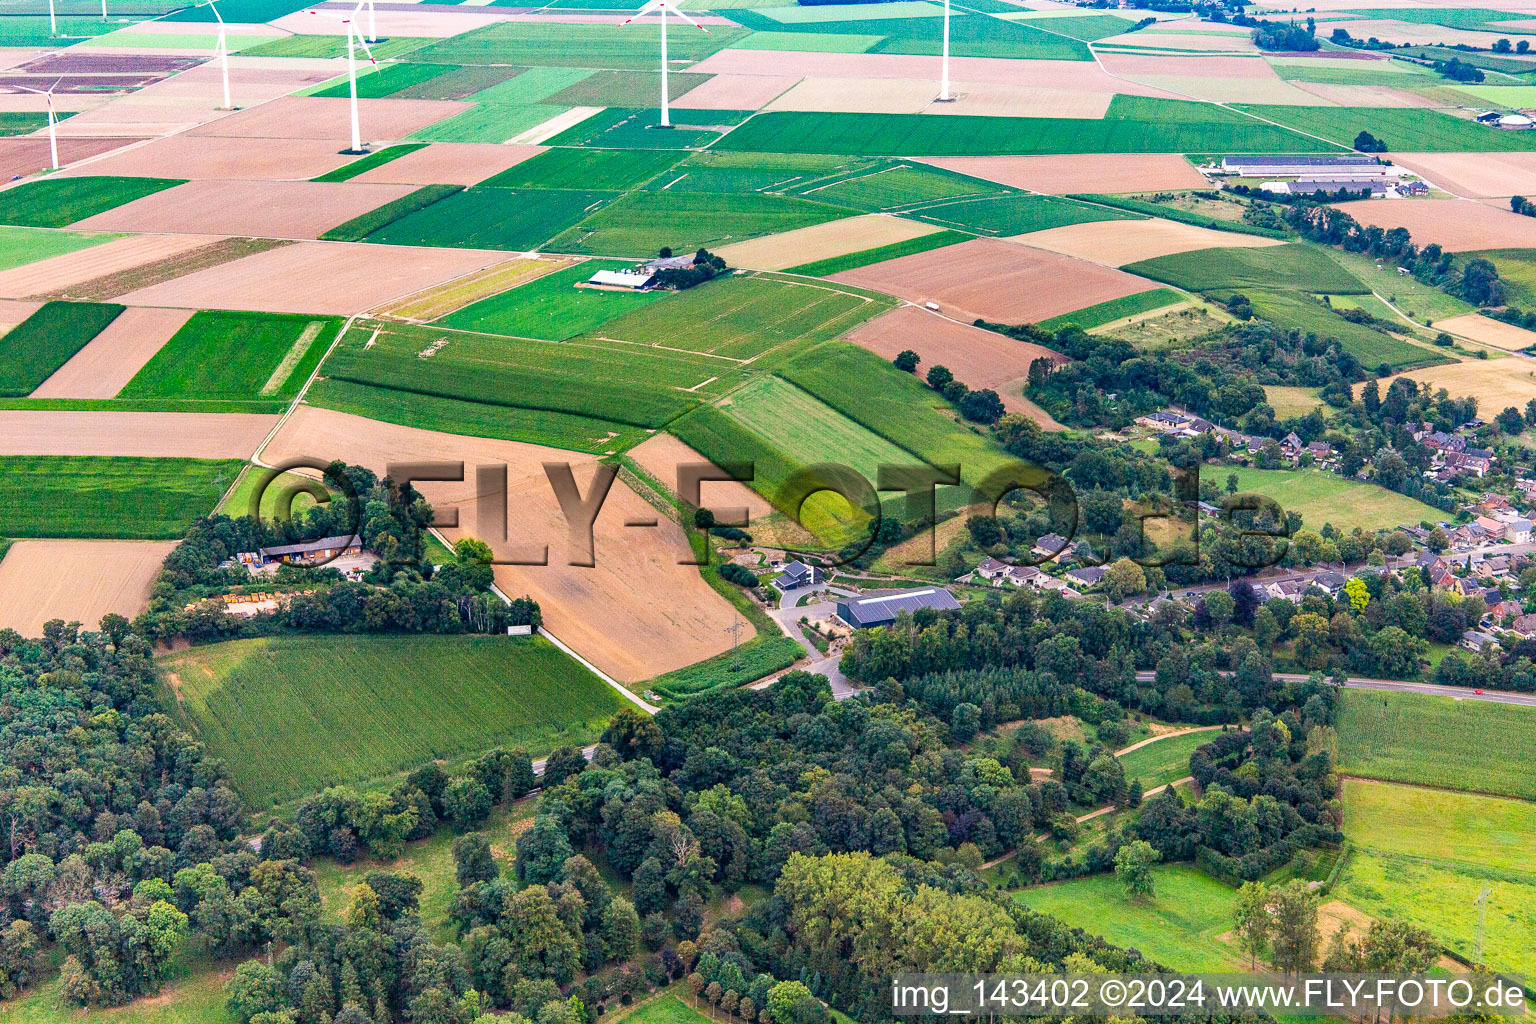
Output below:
[0,224,117,272]
[1039,288,1185,331]
[1116,729,1213,791]
[1246,290,1441,370]
[548,190,855,257]
[1336,688,1536,801]
[1017,865,1245,971]
[1124,243,1364,294]
[1224,467,1440,534]
[364,186,618,251]
[0,300,124,396]
[485,147,685,190]
[119,311,340,401]
[908,193,1136,236]
[0,456,241,538]
[436,259,665,340]
[0,175,182,228]
[158,634,625,808]
[802,162,1008,210]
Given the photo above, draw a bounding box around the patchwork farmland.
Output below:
[0,0,1534,1019]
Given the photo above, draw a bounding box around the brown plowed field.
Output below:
[766,77,940,114]
[71,179,418,239]
[352,142,547,186]
[930,84,1110,119]
[917,154,1208,194]
[270,8,512,37]
[716,215,940,271]
[1390,153,1536,199]
[628,432,775,523]
[261,406,741,682]
[1014,218,1282,266]
[0,540,177,637]
[829,237,1155,325]
[187,96,469,140]
[0,136,144,178]
[690,49,1180,95]
[0,299,41,331]
[0,411,276,458]
[1293,83,1441,107]
[37,237,291,302]
[0,233,211,299]
[117,240,517,315]
[1097,52,1275,77]
[59,135,361,180]
[672,73,801,110]
[30,307,194,399]
[845,304,1064,419]
[1331,198,1536,251]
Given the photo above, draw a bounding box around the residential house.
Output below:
[1065,565,1107,588]
[1280,432,1304,457]
[1511,613,1536,637]
[1032,534,1071,560]
[1461,629,1501,653]
[1312,571,1347,595]
[973,556,1044,588]
[773,559,825,592]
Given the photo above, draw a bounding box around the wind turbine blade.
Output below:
[207,0,224,23]
[622,0,665,22]
[354,25,377,63]
[661,3,708,30]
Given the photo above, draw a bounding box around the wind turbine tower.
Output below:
[623,0,708,129]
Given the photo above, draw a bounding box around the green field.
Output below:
[405,102,572,144]
[1117,729,1214,791]
[461,67,594,104]
[484,147,685,190]
[542,106,739,150]
[1124,243,1365,293]
[437,259,666,340]
[1017,865,1245,971]
[909,193,1137,236]
[735,29,884,50]
[1263,385,1327,419]
[654,150,869,194]
[786,228,971,276]
[307,377,651,454]
[1246,289,1440,370]
[1025,12,1138,39]
[322,320,706,427]
[0,456,242,538]
[118,311,339,401]
[405,21,747,69]
[0,300,124,396]
[243,33,432,59]
[645,635,806,701]
[0,175,182,228]
[1039,288,1186,331]
[802,163,1008,211]
[724,6,1092,59]
[363,186,617,250]
[1337,778,1536,976]
[714,106,1335,157]
[312,60,450,99]
[593,273,886,359]
[7,956,237,1024]
[549,190,855,257]
[1337,688,1536,801]
[158,634,626,808]
[320,184,463,242]
[0,225,116,272]
[313,143,426,183]
[1224,466,1441,534]
[618,996,711,1024]
[1238,105,1536,153]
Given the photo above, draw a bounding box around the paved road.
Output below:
[1133,670,1536,707]
[758,590,857,698]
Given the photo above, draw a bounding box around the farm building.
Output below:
[588,268,655,289]
[240,534,364,567]
[1267,179,1388,198]
[836,588,961,629]
[1220,154,1388,178]
[773,559,825,592]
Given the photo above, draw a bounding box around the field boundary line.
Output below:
[1341,774,1536,805]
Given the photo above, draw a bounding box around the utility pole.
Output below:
[725,613,745,672]
[1474,884,1491,965]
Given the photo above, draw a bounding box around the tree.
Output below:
[1104,558,1146,601]
[516,817,575,885]
[226,961,285,1024]
[1344,576,1370,614]
[1354,130,1387,153]
[1113,840,1160,900]
[601,707,664,763]
[926,365,954,391]
[1232,882,1273,969]
[453,832,498,886]
[767,982,829,1024]
[893,350,920,372]
[1203,589,1235,628]
[443,775,492,830]
[1267,879,1320,974]
[958,389,1005,424]
[694,508,716,530]
[543,746,588,786]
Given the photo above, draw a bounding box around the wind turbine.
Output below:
[937,0,952,101]
[305,1,377,153]
[16,78,61,172]
[47,0,56,36]
[622,0,708,129]
[208,0,233,109]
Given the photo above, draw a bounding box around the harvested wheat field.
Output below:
[0,233,211,299]
[37,237,289,302]
[830,236,1153,324]
[716,215,940,271]
[1314,19,1536,49]
[1390,153,1536,200]
[1365,357,1536,406]
[1129,74,1323,105]
[628,432,775,524]
[1332,198,1536,251]
[188,96,469,141]
[0,540,177,636]
[72,179,418,239]
[1099,31,1255,51]
[350,143,547,186]
[917,154,1207,194]
[1015,218,1282,266]
[1097,52,1274,78]
[60,135,360,180]
[381,256,578,321]
[1292,83,1442,108]
[0,299,40,332]
[1436,313,1536,351]
[846,304,1064,414]
[0,411,276,458]
[0,136,143,178]
[261,406,740,682]
[672,73,801,110]
[928,84,1110,119]
[30,307,194,399]
[118,240,519,315]
[691,49,1178,95]
[766,77,940,114]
